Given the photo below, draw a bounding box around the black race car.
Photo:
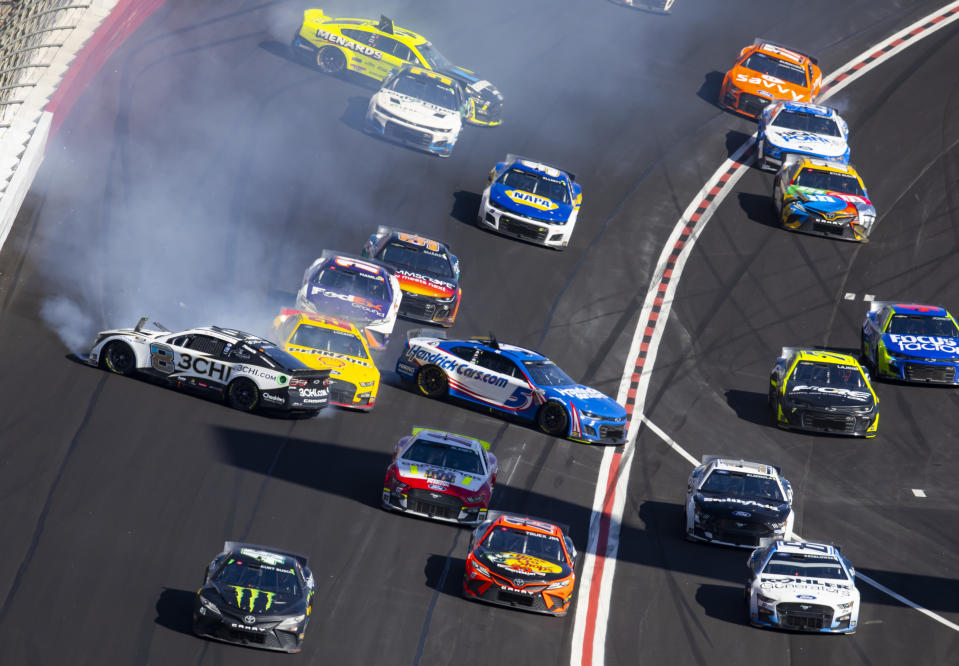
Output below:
[193,542,315,653]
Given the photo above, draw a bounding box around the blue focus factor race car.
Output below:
[861,301,959,384]
[477,155,582,250]
[395,331,627,444]
[757,101,850,171]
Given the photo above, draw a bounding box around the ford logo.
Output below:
[732,511,751,518]
[796,594,816,600]
[243,615,256,624]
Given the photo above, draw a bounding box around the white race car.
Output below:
[366,65,467,157]
[86,318,331,413]
[757,101,850,171]
[746,540,860,633]
[685,456,794,548]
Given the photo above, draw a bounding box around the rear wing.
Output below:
[373,225,450,249]
[752,38,818,66]
[407,328,447,341]
[869,300,897,314]
[223,541,308,567]
[484,510,571,539]
[505,153,576,182]
[700,454,782,475]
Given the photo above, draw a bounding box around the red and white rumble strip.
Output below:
[570,2,959,664]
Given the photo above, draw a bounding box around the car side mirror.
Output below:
[564,537,577,565]
[450,255,460,277]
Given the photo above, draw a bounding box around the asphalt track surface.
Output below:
[0,0,957,664]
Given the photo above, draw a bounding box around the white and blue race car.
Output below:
[757,101,849,171]
[477,155,582,250]
[395,331,627,444]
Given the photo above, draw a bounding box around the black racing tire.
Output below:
[103,341,136,376]
[317,46,346,74]
[415,365,448,399]
[537,401,569,437]
[756,139,765,169]
[227,378,259,412]
[768,386,779,421]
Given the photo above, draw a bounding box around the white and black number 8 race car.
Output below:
[86,318,331,414]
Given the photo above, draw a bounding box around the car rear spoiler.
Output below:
[505,153,576,182]
[868,300,898,313]
[223,541,309,567]
[752,38,819,66]
[484,510,571,539]
[134,317,169,333]
[411,426,491,450]
[407,328,447,341]
[373,225,449,249]
[700,454,782,475]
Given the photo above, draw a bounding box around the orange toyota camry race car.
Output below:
[719,40,822,118]
[463,513,577,616]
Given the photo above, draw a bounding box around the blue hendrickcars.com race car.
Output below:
[395,331,627,444]
[477,155,582,250]
[757,101,850,171]
[861,301,959,384]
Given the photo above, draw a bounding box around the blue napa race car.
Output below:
[395,331,627,444]
[477,155,582,250]
[757,101,849,171]
[861,301,959,384]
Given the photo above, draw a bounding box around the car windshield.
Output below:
[416,42,453,70]
[762,553,848,580]
[214,555,300,597]
[793,168,865,196]
[240,340,307,370]
[887,314,959,337]
[741,52,807,86]
[523,359,574,387]
[482,526,564,563]
[700,470,784,502]
[389,72,459,110]
[290,324,368,359]
[498,168,570,204]
[377,242,454,278]
[772,110,841,137]
[789,361,867,391]
[403,440,484,475]
[313,265,389,301]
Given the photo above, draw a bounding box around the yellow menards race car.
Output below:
[292,10,504,126]
[273,309,380,411]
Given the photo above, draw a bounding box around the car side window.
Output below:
[392,42,414,63]
[449,346,476,362]
[190,334,226,357]
[475,350,520,377]
[341,28,372,46]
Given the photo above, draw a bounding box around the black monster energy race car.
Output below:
[193,542,315,653]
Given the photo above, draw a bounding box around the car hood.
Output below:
[757,575,857,602]
[372,90,460,131]
[393,269,457,299]
[694,494,791,522]
[881,333,959,360]
[285,347,378,378]
[476,548,571,583]
[303,285,390,324]
[790,186,874,213]
[732,69,811,101]
[395,459,488,492]
[211,583,301,616]
[441,66,504,101]
[787,385,874,407]
[766,127,847,157]
[549,385,627,419]
[490,183,573,223]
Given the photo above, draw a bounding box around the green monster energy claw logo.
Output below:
[229,586,275,612]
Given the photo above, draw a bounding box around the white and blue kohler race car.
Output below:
[757,101,850,171]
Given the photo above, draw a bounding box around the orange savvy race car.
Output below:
[463,513,577,616]
[719,40,822,118]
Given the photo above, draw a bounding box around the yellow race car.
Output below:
[292,10,503,126]
[273,309,380,411]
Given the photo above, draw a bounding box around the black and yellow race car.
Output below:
[292,10,503,126]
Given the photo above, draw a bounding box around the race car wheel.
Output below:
[227,378,259,412]
[103,341,136,376]
[415,365,448,399]
[537,401,569,437]
[317,46,345,74]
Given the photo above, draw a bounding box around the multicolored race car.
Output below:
[273,309,380,410]
[477,155,582,250]
[720,40,822,118]
[292,10,503,126]
[773,157,876,242]
[382,427,497,525]
[769,347,879,438]
[362,226,461,326]
[395,331,627,444]
[861,301,959,384]
[463,513,578,616]
[295,253,401,351]
[757,101,849,171]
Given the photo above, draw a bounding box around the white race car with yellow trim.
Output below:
[273,309,380,411]
[478,155,582,250]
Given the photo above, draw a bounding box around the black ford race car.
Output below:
[87,318,331,414]
[194,542,315,653]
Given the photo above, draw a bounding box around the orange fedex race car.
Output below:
[719,40,822,118]
[463,513,577,616]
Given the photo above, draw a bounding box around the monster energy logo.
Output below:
[229,586,275,612]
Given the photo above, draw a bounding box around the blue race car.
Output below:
[477,154,582,250]
[861,301,959,384]
[395,331,627,444]
[757,101,850,171]
[295,252,402,351]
